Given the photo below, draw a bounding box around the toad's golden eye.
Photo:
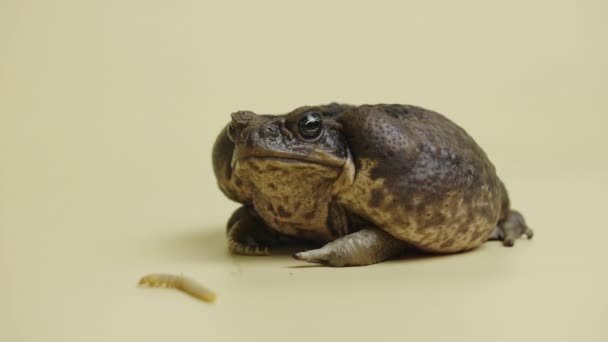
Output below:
[298,112,323,140]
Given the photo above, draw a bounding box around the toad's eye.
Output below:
[298,112,323,140]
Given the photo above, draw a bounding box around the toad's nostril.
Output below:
[264,124,279,135]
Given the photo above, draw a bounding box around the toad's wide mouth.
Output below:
[237,151,345,169]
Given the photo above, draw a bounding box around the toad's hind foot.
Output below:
[488,210,533,247]
[228,237,270,256]
[293,229,407,267]
[227,206,275,256]
[228,220,270,255]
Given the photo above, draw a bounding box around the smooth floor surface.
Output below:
[1,1,607,341]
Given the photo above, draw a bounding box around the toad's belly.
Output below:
[251,194,336,243]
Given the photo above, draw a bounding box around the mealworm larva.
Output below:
[138,273,216,303]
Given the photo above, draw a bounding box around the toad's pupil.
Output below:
[305,119,320,130]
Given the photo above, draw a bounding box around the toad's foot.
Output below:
[488,210,533,247]
[293,229,407,267]
[227,206,284,256]
[228,233,269,256]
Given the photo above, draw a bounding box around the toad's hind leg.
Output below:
[487,210,533,247]
[227,206,288,256]
[293,229,407,267]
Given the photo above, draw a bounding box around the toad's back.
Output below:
[335,104,506,252]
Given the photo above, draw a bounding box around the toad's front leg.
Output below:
[227,206,286,256]
[293,229,407,267]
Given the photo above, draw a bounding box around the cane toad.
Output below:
[212,104,532,266]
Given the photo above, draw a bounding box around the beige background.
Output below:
[1,0,607,341]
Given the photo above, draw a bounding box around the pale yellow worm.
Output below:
[138,273,216,303]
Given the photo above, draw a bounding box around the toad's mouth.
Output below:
[237,152,344,169]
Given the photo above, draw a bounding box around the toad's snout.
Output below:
[228,111,258,144]
[231,110,256,126]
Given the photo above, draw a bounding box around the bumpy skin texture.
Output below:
[213,104,532,266]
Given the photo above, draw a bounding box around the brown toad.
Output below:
[212,104,533,266]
